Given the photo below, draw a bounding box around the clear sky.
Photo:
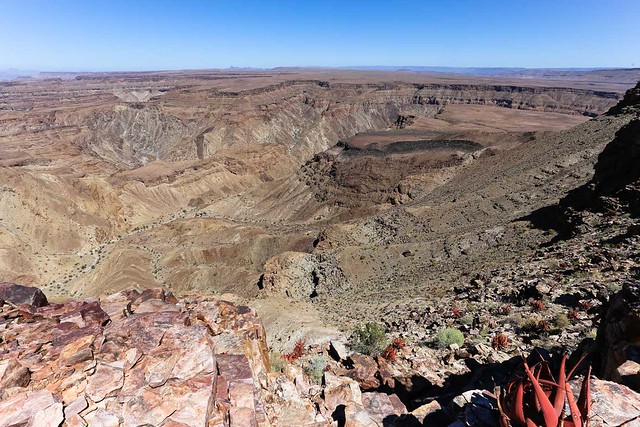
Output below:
[1,0,638,71]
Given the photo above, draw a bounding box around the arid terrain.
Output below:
[1,68,639,347]
[2,68,640,425]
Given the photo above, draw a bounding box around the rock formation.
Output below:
[0,284,412,426]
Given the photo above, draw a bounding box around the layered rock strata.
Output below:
[0,284,406,426]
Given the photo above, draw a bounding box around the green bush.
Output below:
[304,355,327,384]
[436,328,464,348]
[352,322,389,356]
[554,313,570,330]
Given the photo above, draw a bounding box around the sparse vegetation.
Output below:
[352,322,388,356]
[303,355,328,384]
[282,339,305,363]
[491,333,509,350]
[436,328,464,348]
[568,309,580,320]
[531,299,546,311]
[382,337,406,362]
[577,300,594,311]
[460,314,474,326]
[498,354,591,426]
[498,304,512,315]
[451,305,463,319]
[553,313,570,330]
[535,319,552,334]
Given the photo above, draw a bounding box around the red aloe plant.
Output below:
[497,354,591,427]
[282,339,305,363]
[382,337,407,362]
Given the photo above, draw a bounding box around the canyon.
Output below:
[2,68,640,425]
[1,68,638,347]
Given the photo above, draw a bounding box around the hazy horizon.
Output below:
[1,0,639,72]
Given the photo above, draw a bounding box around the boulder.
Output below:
[361,392,407,424]
[0,282,48,307]
[329,340,350,361]
[594,281,640,391]
[0,358,30,389]
[577,377,640,426]
[345,354,380,390]
[0,389,62,427]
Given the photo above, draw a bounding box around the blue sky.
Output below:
[1,0,638,71]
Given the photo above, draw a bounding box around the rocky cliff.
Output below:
[0,284,416,426]
[527,81,640,236]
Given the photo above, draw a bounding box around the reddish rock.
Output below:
[58,334,95,367]
[91,408,120,427]
[0,358,30,390]
[361,392,407,424]
[63,413,87,427]
[79,301,110,326]
[85,362,125,402]
[323,372,363,413]
[345,354,380,390]
[0,389,61,427]
[0,282,48,307]
[410,400,442,423]
[611,359,640,391]
[579,377,640,426]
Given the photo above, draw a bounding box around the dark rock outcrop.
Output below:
[0,282,48,307]
[593,282,640,390]
[526,81,640,236]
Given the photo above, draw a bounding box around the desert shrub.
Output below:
[606,282,622,294]
[269,351,285,373]
[554,313,570,330]
[283,339,305,363]
[303,355,327,384]
[518,316,539,331]
[491,333,509,350]
[436,328,464,348]
[352,322,388,355]
[460,314,474,326]
[531,299,546,311]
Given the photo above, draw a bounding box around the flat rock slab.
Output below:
[0,389,62,427]
[586,377,640,426]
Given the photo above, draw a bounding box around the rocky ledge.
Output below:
[0,284,411,426]
[2,282,640,426]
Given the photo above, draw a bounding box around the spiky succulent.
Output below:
[497,354,591,427]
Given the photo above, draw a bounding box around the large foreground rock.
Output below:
[0,287,408,426]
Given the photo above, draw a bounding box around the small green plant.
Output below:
[436,328,464,348]
[517,316,539,331]
[545,259,560,271]
[479,325,491,338]
[352,322,389,355]
[460,314,474,326]
[303,355,328,384]
[606,282,622,294]
[269,351,285,373]
[553,313,570,330]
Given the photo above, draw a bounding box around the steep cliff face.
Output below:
[590,82,640,215]
[50,80,621,170]
[527,81,640,234]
